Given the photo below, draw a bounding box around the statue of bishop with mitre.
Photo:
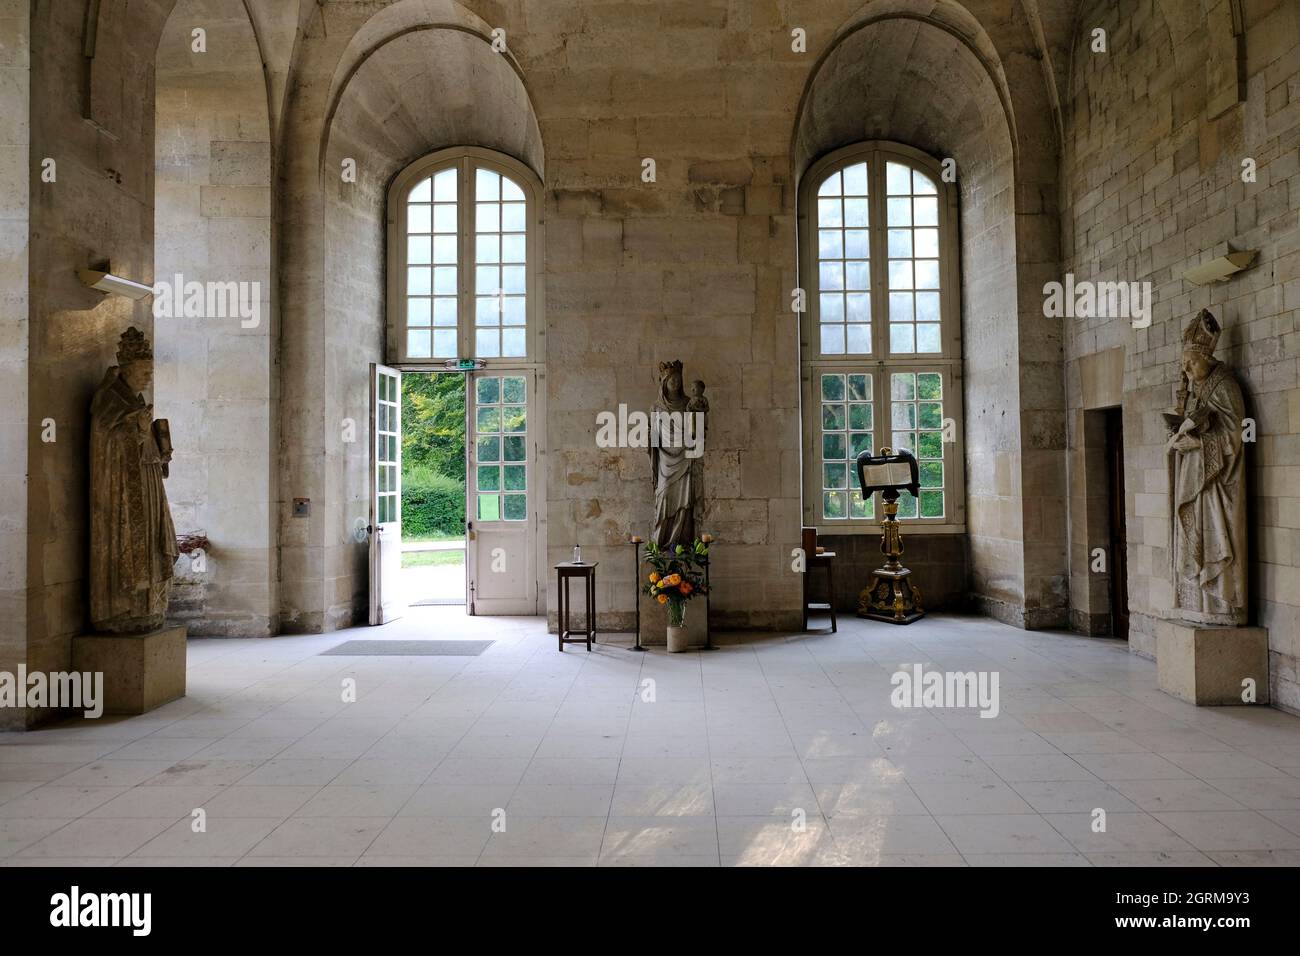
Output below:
[1164,309,1248,626]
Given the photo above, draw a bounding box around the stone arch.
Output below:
[276,0,543,631]
[153,0,276,635]
[793,0,1068,627]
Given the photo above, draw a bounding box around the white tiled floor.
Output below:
[3,609,1300,866]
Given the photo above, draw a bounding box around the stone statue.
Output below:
[89,327,178,633]
[650,360,707,549]
[1165,309,1247,625]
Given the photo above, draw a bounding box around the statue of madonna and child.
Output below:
[649,360,709,550]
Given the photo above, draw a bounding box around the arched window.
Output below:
[387,147,541,365]
[799,143,965,529]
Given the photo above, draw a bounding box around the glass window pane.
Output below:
[476,235,500,263]
[892,402,916,429]
[842,162,868,195]
[407,267,431,295]
[887,229,912,257]
[888,260,914,290]
[503,494,527,521]
[913,197,938,226]
[845,323,871,353]
[845,262,870,291]
[502,297,526,326]
[408,236,431,264]
[913,170,937,194]
[849,403,872,430]
[918,372,943,399]
[477,407,500,432]
[920,461,944,488]
[502,265,526,294]
[916,292,941,322]
[887,197,911,226]
[844,198,869,227]
[918,431,943,458]
[502,406,526,432]
[895,491,917,518]
[433,267,456,294]
[822,403,845,430]
[818,171,841,196]
[407,297,431,326]
[822,433,846,460]
[476,297,499,325]
[920,490,943,518]
[433,329,456,357]
[502,234,526,263]
[433,203,456,232]
[502,203,526,231]
[502,328,526,356]
[476,167,500,201]
[889,292,913,322]
[821,374,845,401]
[477,436,500,462]
[844,230,869,258]
[917,323,942,352]
[477,465,501,491]
[891,373,916,401]
[476,203,498,232]
[410,178,432,202]
[850,432,873,458]
[503,435,526,461]
[823,490,846,519]
[886,162,912,194]
[407,205,431,233]
[433,297,457,326]
[819,293,844,323]
[818,230,843,259]
[503,464,526,490]
[433,236,456,264]
[915,260,940,289]
[475,266,499,295]
[918,402,943,429]
[823,463,846,489]
[502,177,524,201]
[817,198,842,227]
[819,325,844,355]
[915,229,939,257]
[819,262,844,291]
[478,494,500,521]
[847,374,870,400]
[434,168,457,201]
[407,329,431,358]
[477,377,500,405]
[476,328,500,357]
[850,490,873,519]
[503,377,526,403]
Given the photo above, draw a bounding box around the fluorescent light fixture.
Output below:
[78,268,155,300]
[1183,251,1257,286]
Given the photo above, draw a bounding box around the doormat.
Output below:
[321,640,494,656]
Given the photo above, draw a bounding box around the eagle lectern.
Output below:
[855,448,925,625]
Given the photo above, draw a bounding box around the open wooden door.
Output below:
[466,370,537,614]
[369,363,403,625]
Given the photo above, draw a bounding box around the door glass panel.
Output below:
[819,372,873,520]
[889,371,945,519]
[474,375,529,521]
[407,168,457,359]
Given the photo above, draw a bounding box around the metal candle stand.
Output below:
[629,536,715,651]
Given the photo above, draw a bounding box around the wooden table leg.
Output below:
[829,561,837,633]
[586,569,594,651]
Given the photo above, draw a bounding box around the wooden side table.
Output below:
[803,551,837,633]
[555,562,597,651]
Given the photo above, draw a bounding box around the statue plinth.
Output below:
[72,625,187,715]
[1157,620,1268,706]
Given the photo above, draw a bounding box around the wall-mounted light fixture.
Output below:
[78,266,154,300]
[1183,251,1257,286]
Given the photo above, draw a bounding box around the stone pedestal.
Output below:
[71,626,187,715]
[1157,621,1268,706]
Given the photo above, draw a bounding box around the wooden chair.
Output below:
[801,527,837,633]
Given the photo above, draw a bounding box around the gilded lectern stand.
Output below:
[854,448,925,625]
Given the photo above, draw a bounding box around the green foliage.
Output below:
[642,540,710,625]
[402,374,466,538]
[402,465,465,538]
[402,373,465,477]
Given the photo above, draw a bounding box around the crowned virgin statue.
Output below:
[89,327,178,633]
[650,360,708,549]
[1165,309,1248,625]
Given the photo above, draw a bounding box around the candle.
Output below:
[700,533,714,544]
[629,535,643,544]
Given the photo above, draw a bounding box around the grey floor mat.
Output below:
[321,639,494,656]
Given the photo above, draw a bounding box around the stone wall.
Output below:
[1061,0,1300,710]
[154,0,275,636]
[0,0,30,729]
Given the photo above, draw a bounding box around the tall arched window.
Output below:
[387,147,542,365]
[799,142,965,530]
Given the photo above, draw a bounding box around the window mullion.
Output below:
[869,151,888,364]
[460,156,473,359]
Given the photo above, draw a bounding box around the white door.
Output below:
[369,363,402,625]
[467,370,537,614]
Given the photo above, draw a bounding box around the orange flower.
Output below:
[656,593,668,604]
[649,572,660,583]
[664,573,681,586]
[679,581,693,595]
